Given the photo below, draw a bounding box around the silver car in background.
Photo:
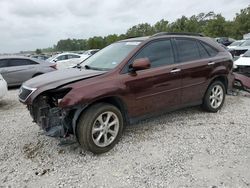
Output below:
[0,56,56,86]
[0,73,7,99]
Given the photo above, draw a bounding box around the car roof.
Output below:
[120,36,149,42]
[57,52,80,56]
[0,55,49,64]
[119,33,208,43]
[0,55,32,60]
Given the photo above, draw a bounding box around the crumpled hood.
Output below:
[23,68,106,89]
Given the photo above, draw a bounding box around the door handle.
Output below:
[170,68,181,73]
[208,62,215,66]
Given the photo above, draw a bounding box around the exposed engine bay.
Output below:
[28,89,74,137]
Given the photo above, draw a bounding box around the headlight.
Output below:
[19,85,37,102]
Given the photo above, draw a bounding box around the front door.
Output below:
[121,39,182,118]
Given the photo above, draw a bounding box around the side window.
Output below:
[57,55,67,61]
[68,54,80,59]
[176,39,200,62]
[201,42,218,57]
[27,60,38,65]
[133,40,175,68]
[9,59,37,67]
[197,42,210,58]
[0,59,9,68]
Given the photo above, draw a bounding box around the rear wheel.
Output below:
[202,81,226,112]
[76,103,124,154]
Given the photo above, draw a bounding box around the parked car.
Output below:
[232,39,250,57]
[30,54,50,61]
[47,52,88,69]
[0,56,56,86]
[234,50,250,76]
[215,37,235,46]
[79,49,100,63]
[83,49,99,56]
[19,33,234,154]
[227,40,245,49]
[0,74,7,99]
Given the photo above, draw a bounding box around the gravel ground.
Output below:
[0,89,250,187]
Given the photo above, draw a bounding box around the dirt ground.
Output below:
[0,89,250,187]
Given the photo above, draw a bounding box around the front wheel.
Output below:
[76,103,124,154]
[202,81,226,112]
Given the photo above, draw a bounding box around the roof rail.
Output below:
[152,32,204,37]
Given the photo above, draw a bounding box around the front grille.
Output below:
[19,86,36,102]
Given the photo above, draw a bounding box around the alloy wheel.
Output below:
[209,85,224,109]
[91,111,119,147]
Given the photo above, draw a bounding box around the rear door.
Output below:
[121,39,182,118]
[4,59,38,85]
[174,38,218,104]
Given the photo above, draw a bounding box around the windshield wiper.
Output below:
[84,65,109,71]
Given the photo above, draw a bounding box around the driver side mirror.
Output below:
[53,59,58,62]
[130,58,151,71]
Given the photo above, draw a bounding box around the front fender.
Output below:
[58,83,125,108]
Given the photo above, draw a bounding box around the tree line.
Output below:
[40,5,250,53]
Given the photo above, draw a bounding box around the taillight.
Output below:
[50,64,57,70]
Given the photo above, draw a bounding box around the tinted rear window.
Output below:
[176,39,200,62]
[201,42,218,57]
[197,42,210,58]
[9,59,38,66]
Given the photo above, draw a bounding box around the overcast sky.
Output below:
[0,0,249,53]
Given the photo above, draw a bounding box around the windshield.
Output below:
[229,41,242,46]
[240,40,250,47]
[243,50,250,57]
[81,41,141,70]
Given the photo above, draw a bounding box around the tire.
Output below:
[202,81,226,112]
[76,103,124,154]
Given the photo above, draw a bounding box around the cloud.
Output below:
[0,0,249,53]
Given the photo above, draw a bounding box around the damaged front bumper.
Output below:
[28,95,73,137]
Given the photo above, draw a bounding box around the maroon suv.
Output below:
[19,33,234,154]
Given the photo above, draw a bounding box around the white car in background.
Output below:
[79,49,100,61]
[227,40,245,49]
[233,39,250,57]
[234,50,250,76]
[0,74,8,99]
[47,52,88,69]
[82,49,99,56]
